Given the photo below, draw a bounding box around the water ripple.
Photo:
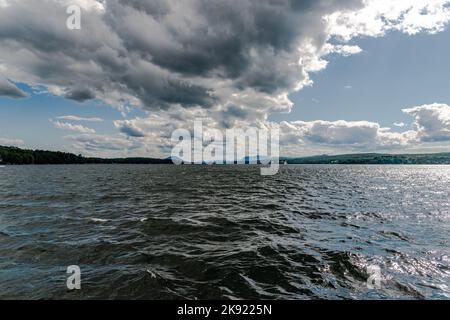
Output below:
[0,164,449,299]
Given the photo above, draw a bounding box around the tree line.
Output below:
[285,153,450,165]
[0,146,171,165]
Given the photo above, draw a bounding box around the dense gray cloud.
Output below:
[0,0,364,112]
[109,0,359,89]
[64,87,96,102]
[0,76,28,98]
[1,0,449,117]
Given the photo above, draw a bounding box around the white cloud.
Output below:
[276,103,450,155]
[393,122,407,128]
[60,102,450,158]
[63,132,171,158]
[327,0,450,40]
[0,137,24,146]
[65,133,140,155]
[282,119,413,149]
[402,103,450,142]
[57,0,105,12]
[56,115,103,122]
[322,44,363,57]
[89,101,450,157]
[52,120,96,134]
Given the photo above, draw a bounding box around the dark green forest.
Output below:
[284,153,450,165]
[0,146,171,165]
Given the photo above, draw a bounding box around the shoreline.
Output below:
[2,145,450,166]
[1,163,450,166]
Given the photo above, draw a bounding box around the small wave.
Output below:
[379,230,409,241]
[90,218,109,223]
[146,269,158,279]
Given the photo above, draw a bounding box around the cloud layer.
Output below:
[102,103,449,157]
[1,1,450,156]
[1,1,449,115]
[0,0,362,116]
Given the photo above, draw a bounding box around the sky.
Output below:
[0,0,450,158]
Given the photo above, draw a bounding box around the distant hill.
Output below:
[282,153,450,165]
[0,145,171,165]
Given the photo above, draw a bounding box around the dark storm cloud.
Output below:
[0,77,28,99]
[65,87,96,102]
[0,0,363,111]
[111,0,363,93]
[119,63,217,109]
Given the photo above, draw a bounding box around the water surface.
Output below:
[0,165,449,299]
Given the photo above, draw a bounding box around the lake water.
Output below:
[0,165,449,299]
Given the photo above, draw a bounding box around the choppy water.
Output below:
[0,165,449,300]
